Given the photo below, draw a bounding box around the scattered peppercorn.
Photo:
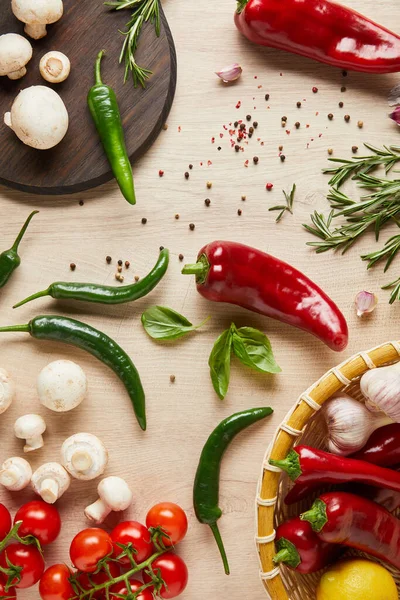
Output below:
[159,246,164,251]
[205,198,211,207]
[162,123,168,130]
[79,200,84,206]
[134,275,139,282]
[342,70,348,77]
[344,114,350,122]
[106,256,112,264]
[184,171,189,179]
[281,120,286,127]
[217,146,221,151]
[280,154,286,162]
[312,86,318,93]
[281,116,287,122]
[175,213,180,220]
[170,375,176,383]
[178,254,184,263]
[141,217,147,224]
[125,261,130,269]
[253,156,259,164]
[265,93,270,100]
[115,274,124,282]
[352,145,358,153]
[249,126,254,134]
[339,101,344,108]
[189,223,195,231]
[279,145,283,151]
[328,148,333,155]
[206,181,212,189]
[328,113,333,120]
[358,120,364,128]
[246,115,251,121]
[237,209,242,216]
[118,260,123,266]
[70,263,76,271]
[240,123,246,130]
[341,86,346,92]
[241,195,246,201]
[295,121,300,129]
[296,101,301,108]
[253,121,258,128]
[234,121,239,127]
[189,164,193,170]
[117,265,122,273]
[235,144,240,152]
[159,169,164,177]
[266,182,273,190]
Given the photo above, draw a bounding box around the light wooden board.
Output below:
[0,1,399,599]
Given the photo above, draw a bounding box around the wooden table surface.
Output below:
[0,1,399,599]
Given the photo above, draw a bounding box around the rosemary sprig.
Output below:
[382,277,400,304]
[322,143,400,188]
[361,234,400,271]
[269,184,296,222]
[105,0,160,87]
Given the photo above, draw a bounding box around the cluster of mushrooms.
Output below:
[1,0,70,150]
[0,361,133,525]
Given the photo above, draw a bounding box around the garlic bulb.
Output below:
[322,394,392,455]
[361,362,400,421]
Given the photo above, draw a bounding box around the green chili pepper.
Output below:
[0,315,146,430]
[0,211,39,289]
[88,50,135,205]
[13,248,169,309]
[193,407,273,575]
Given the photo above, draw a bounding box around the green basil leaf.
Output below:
[141,306,209,340]
[232,326,281,374]
[208,327,233,400]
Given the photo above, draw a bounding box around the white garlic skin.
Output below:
[322,394,392,455]
[361,362,400,421]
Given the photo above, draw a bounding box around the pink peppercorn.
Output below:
[266,183,274,190]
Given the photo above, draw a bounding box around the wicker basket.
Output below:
[255,340,400,600]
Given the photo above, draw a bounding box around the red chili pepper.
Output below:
[271,445,400,492]
[234,0,400,74]
[273,517,340,573]
[285,424,400,504]
[182,241,348,351]
[301,492,400,569]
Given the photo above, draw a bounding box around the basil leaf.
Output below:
[232,326,281,374]
[208,327,233,400]
[141,306,209,340]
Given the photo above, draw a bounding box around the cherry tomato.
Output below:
[146,503,188,547]
[78,562,120,599]
[70,528,113,573]
[0,543,45,588]
[143,553,188,599]
[0,503,12,540]
[0,576,16,599]
[39,564,74,600]
[15,501,61,546]
[110,521,153,565]
[110,578,153,600]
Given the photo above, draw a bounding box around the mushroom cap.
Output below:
[0,34,32,76]
[97,476,133,511]
[39,51,70,83]
[61,433,108,481]
[14,414,46,439]
[31,462,70,497]
[0,368,16,414]
[7,86,69,150]
[12,0,64,26]
[0,457,32,490]
[37,360,87,412]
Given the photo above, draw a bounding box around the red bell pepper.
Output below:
[182,241,348,351]
[270,445,400,492]
[286,424,400,504]
[301,492,400,569]
[274,517,340,573]
[234,0,400,74]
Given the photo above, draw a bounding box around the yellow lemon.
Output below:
[316,558,398,600]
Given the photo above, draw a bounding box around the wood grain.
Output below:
[0,1,176,194]
[0,1,399,599]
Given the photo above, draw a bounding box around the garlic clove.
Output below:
[388,83,400,106]
[389,106,400,126]
[361,362,400,421]
[355,291,378,317]
[215,63,242,83]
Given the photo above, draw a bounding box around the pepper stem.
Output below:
[300,498,328,533]
[0,324,30,333]
[273,538,301,568]
[13,288,50,309]
[209,522,230,575]
[95,50,106,85]
[236,0,249,13]
[181,254,210,284]
[269,450,302,482]
[11,211,39,253]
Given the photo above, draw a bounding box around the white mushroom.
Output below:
[0,368,15,415]
[12,0,64,40]
[37,360,87,412]
[14,414,46,452]
[31,462,70,504]
[4,86,69,150]
[0,457,32,491]
[84,476,133,524]
[61,433,108,481]
[39,51,70,83]
[0,33,32,80]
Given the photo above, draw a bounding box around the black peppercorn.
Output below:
[70,263,76,271]
[253,121,258,128]
[253,156,259,164]
[189,223,195,231]
[265,94,270,101]
[296,101,301,108]
[106,256,112,264]
[344,114,350,122]
[246,115,251,121]
[141,217,147,224]
[189,164,193,169]
[118,260,123,266]
[328,113,334,120]
[184,172,189,179]
[295,122,300,129]
[205,198,211,207]
[235,144,240,152]
[339,101,344,108]
[280,154,286,162]
[234,121,238,127]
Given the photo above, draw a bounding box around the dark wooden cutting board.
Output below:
[0,2,176,195]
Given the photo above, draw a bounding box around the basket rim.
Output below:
[255,340,400,600]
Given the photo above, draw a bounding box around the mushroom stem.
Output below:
[25,433,44,453]
[40,478,59,504]
[8,66,27,80]
[24,23,47,40]
[71,451,93,472]
[84,499,110,524]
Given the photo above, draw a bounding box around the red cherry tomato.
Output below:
[0,503,12,540]
[110,521,153,565]
[15,501,61,546]
[0,543,45,588]
[146,503,188,547]
[110,578,153,600]
[143,553,188,599]
[70,528,113,573]
[39,564,74,600]
[78,562,120,599]
[0,576,16,599]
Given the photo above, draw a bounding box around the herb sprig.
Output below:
[105,0,160,87]
[269,184,296,222]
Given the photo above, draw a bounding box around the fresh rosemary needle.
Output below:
[269,184,296,222]
[105,0,160,87]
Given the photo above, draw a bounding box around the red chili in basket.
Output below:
[301,492,400,569]
[273,517,341,573]
[234,0,400,73]
[182,241,348,351]
[271,445,400,492]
